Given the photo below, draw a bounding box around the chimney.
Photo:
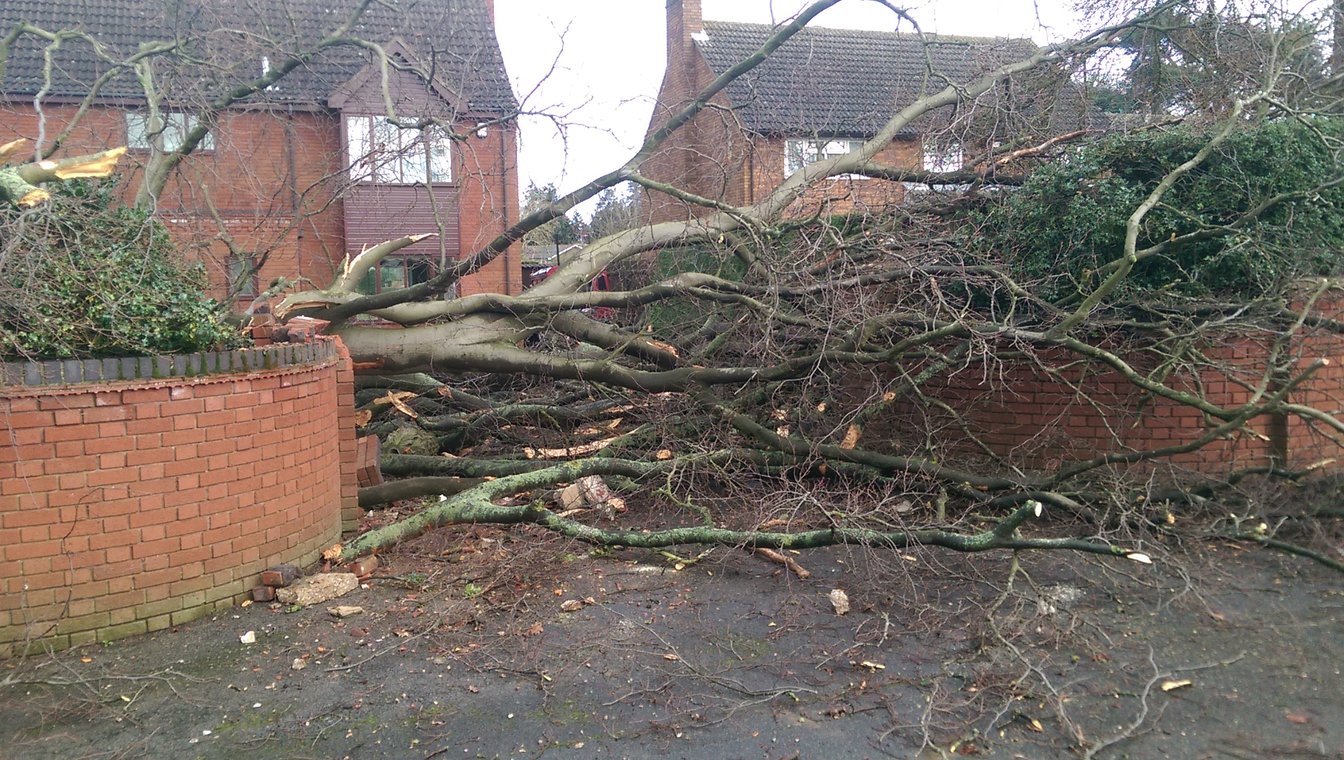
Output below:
[667,0,703,72]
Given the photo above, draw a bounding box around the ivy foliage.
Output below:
[973,118,1344,301]
[0,181,240,360]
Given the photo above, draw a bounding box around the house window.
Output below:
[345,115,453,184]
[922,140,963,173]
[126,112,214,152]
[905,140,970,200]
[261,56,278,92]
[226,254,258,298]
[355,255,437,294]
[784,138,863,176]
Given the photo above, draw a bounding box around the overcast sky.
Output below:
[493,0,1084,204]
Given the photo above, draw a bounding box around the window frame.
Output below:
[226,253,259,299]
[125,111,214,153]
[345,114,454,185]
[354,254,443,295]
[921,140,964,174]
[904,140,971,200]
[784,138,865,177]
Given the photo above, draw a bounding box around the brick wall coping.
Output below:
[0,340,339,389]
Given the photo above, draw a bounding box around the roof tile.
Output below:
[696,21,1067,137]
[0,0,515,114]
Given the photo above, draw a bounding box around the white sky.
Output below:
[493,0,1084,204]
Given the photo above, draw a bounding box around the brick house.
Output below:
[644,0,1091,222]
[0,0,521,304]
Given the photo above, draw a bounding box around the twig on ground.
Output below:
[1083,649,1247,759]
[1228,532,1344,574]
[324,619,442,673]
[749,547,811,578]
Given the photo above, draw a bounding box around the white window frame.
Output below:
[345,115,453,185]
[922,140,964,173]
[126,112,214,152]
[905,140,970,199]
[784,138,864,177]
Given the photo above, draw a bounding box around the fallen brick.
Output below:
[260,564,301,588]
[356,436,384,487]
[250,585,276,602]
[347,555,379,578]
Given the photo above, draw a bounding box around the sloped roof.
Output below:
[0,0,515,114]
[695,21,1044,137]
[521,243,584,268]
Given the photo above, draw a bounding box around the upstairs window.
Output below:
[922,140,964,173]
[345,115,453,184]
[784,138,863,177]
[126,112,214,152]
[906,140,970,200]
[226,254,259,299]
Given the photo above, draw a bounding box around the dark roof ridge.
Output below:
[699,19,1035,47]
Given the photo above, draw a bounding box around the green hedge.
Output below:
[0,182,240,360]
[972,118,1344,300]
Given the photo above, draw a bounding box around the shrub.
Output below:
[972,118,1344,300]
[0,181,241,360]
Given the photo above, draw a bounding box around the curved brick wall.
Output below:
[0,337,357,654]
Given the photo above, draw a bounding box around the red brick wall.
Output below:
[879,333,1344,476]
[644,70,752,222]
[1283,331,1344,469]
[330,338,362,532]
[0,338,355,654]
[456,121,521,296]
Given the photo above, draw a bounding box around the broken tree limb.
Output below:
[0,138,25,163]
[0,145,125,206]
[379,454,555,479]
[340,457,1139,562]
[333,234,435,293]
[358,476,487,509]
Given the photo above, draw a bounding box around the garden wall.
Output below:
[0,335,358,655]
[886,332,1344,476]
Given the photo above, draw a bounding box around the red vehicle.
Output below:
[529,267,614,320]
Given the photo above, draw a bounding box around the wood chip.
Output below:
[525,437,619,459]
[384,392,419,420]
[644,339,680,357]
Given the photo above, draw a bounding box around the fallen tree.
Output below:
[266,0,1344,572]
